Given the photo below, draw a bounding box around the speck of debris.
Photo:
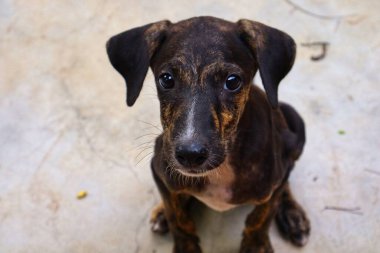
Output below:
[313,176,318,182]
[338,130,346,135]
[300,41,329,61]
[77,190,88,199]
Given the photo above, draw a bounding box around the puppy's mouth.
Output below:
[176,168,215,177]
[171,152,226,178]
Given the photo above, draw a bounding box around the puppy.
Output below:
[107,16,310,253]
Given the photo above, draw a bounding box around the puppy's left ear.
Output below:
[237,19,296,108]
[106,20,171,106]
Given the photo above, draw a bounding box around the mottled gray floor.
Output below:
[1,0,379,252]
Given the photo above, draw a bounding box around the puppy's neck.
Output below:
[193,158,238,212]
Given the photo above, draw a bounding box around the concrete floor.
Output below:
[1,0,379,252]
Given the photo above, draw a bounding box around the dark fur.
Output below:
[107,16,310,253]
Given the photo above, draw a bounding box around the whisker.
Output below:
[133,140,155,149]
[135,143,154,149]
[137,120,163,132]
[135,151,154,166]
[141,127,161,133]
[135,146,154,159]
[127,140,154,152]
[134,133,159,140]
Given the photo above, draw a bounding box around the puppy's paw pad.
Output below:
[290,231,309,247]
[150,204,169,234]
[276,203,310,247]
[151,217,168,234]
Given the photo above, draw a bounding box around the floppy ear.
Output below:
[106,20,171,106]
[237,19,296,108]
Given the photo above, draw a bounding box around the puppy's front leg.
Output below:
[239,194,282,253]
[152,169,202,253]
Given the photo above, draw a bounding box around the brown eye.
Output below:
[224,74,241,91]
[158,73,175,89]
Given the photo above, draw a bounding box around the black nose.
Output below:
[175,143,208,168]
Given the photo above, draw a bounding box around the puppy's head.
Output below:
[107,17,295,176]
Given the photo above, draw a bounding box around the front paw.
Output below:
[150,202,169,234]
[239,234,273,253]
[275,199,310,247]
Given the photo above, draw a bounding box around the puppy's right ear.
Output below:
[106,20,171,106]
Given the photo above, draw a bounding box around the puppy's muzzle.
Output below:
[175,142,209,168]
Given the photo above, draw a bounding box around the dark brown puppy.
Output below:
[107,16,310,253]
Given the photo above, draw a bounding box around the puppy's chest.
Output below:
[192,164,238,212]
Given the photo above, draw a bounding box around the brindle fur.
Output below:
[107,16,310,253]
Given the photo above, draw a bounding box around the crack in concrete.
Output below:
[35,129,66,173]
[58,78,141,182]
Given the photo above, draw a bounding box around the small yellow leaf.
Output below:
[77,190,87,199]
